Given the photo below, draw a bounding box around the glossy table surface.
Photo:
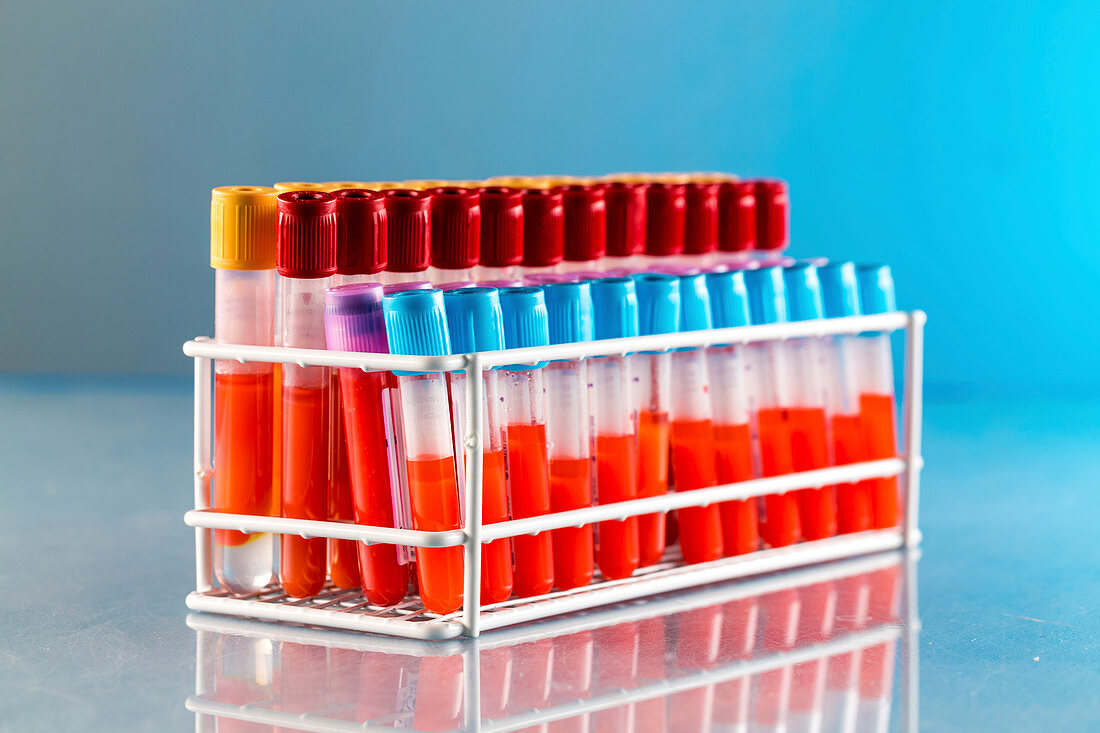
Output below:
[1,376,1098,732]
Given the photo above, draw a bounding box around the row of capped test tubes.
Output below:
[198,560,905,733]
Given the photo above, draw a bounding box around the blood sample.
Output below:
[632,274,679,566]
[475,186,524,282]
[819,262,874,534]
[705,269,760,556]
[209,186,278,595]
[498,287,556,597]
[519,187,565,278]
[856,264,901,529]
[744,267,801,548]
[442,286,515,604]
[751,179,792,267]
[560,183,607,273]
[603,181,648,273]
[783,263,838,541]
[383,289,465,614]
[324,283,409,606]
[277,190,338,598]
[427,187,480,285]
[588,278,641,580]
[668,272,724,563]
[541,281,596,590]
[381,189,432,285]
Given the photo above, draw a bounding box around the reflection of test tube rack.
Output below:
[183,309,924,639]
[188,549,921,732]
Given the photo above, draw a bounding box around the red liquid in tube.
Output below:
[281,384,330,598]
[756,407,801,548]
[506,422,556,597]
[594,434,641,579]
[669,418,724,563]
[786,406,837,540]
[327,377,359,589]
[636,410,671,565]
[549,457,595,590]
[861,393,900,528]
[407,454,464,614]
[832,414,874,533]
[713,422,758,555]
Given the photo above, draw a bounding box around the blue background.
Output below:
[2,1,1097,395]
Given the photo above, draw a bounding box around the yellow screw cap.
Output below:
[320,181,376,192]
[273,182,330,192]
[210,186,278,270]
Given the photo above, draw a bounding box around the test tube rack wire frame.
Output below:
[183,310,926,641]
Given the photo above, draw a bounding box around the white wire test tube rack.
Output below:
[183,309,925,639]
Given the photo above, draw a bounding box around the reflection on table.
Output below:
[188,549,918,732]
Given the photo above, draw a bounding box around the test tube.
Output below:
[560,183,607,273]
[744,267,801,548]
[383,289,465,614]
[667,272,725,562]
[209,185,278,594]
[602,181,647,273]
[519,187,565,277]
[277,190,338,598]
[680,181,721,267]
[642,182,686,269]
[783,263,838,541]
[705,269,761,555]
[855,265,901,529]
[588,278,642,579]
[631,274,678,567]
[710,180,756,269]
[324,283,409,606]
[819,262,874,534]
[442,286,515,604]
[752,179,791,266]
[541,281,596,590]
[381,189,432,285]
[498,287,556,597]
[427,187,480,284]
[475,186,524,282]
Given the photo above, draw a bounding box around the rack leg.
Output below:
[194,355,213,592]
[902,311,925,548]
[460,354,485,637]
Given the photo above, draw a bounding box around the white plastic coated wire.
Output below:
[183,310,925,639]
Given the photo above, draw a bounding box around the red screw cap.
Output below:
[605,182,647,257]
[683,182,720,255]
[645,183,686,256]
[428,187,480,270]
[479,187,524,267]
[753,179,789,252]
[383,189,431,273]
[521,187,564,267]
[332,189,386,275]
[718,181,757,253]
[562,183,607,263]
[276,191,337,278]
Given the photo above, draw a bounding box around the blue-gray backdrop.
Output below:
[2,1,1097,396]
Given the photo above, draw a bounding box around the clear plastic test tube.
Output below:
[632,274,678,567]
[541,281,596,590]
[819,262,874,534]
[667,272,725,563]
[783,263,838,541]
[383,289,465,614]
[588,277,642,579]
[744,267,802,548]
[560,183,607,273]
[276,190,338,598]
[442,286,515,604]
[427,187,480,284]
[324,283,409,606]
[209,185,278,594]
[498,287,556,597]
[705,269,761,556]
[475,186,524,282]
[855,264,901,529]
[381,189,432,286]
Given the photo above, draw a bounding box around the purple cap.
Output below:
[480,278,526,289]
[382,280,432,296]
[437,280,477,291]
[523,271,579,286]
[324,283,389,353]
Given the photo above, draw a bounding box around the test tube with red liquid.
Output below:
[819,262,875,534]
[427,187,480,285]
[442,286,515,604]
[381,189,432,286]
[744,267,802,549]
[475,186,524,282]
[704,269,761,556]
[783,263,838,540]
[560,183,607,274]
[631,274,678,567]
[541,281,596,590]
[209,186,278,595]
[668,272,725,563]
[277,191,338,598]
[324,283,410,606]
[603,181,648,273]
[519,187,565,277]
[586,278,642,580]
[498,287,556,597]
[383,289,465,615]
[856,265,901,529]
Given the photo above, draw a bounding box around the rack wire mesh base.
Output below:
[184,310,925,639]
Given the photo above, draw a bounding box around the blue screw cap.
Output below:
[744,266,788,325]
[542,280,594,346]
[499,286,550,370]
[383,289,451,375]
[678,272,713,333]
[818,262,860,318]
[590,276,639,340]
[634,273,680,336]
[856,264,897,315]
[706,269,750,329]
[443,286,505,357]
[783,263,824,322]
